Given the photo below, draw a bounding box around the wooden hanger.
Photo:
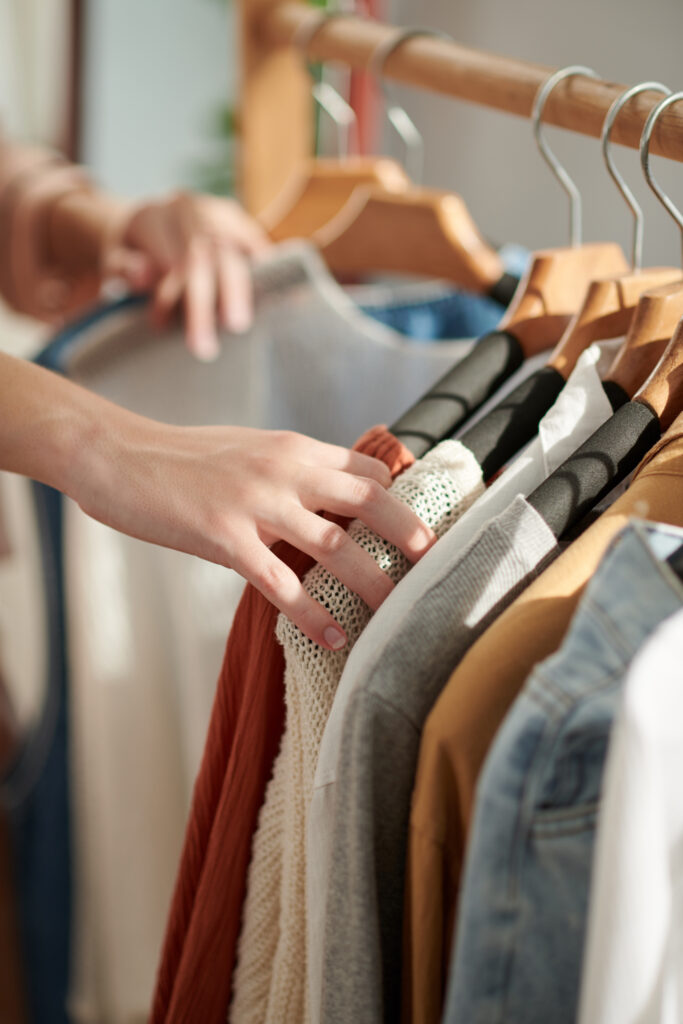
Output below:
[263,22,447,244]
[497,243,629,354]
[388,241,629,458]
[502,73,646,353]
[523,89,683,541]
[259,10,415,242]
[454,245,630,481]
[313,185,506,293]
[604,87,683,397]
[389,67,635,458]
[260,156,411,241]
[634,314,683,429]
[527,309,683,541]
[508,80,683,367]
[454,80,682,482]
[551,84,681,382]
[548,267,681,378]
[603,280,683,396]
[307,24,514,290]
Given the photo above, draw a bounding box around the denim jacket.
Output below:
[444,519,683,1024]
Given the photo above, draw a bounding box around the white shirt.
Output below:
[578,599,683,1024]
[307,338,621,1022]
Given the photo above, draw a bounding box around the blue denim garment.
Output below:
[360,245,528,340]
[444,519,683,1024]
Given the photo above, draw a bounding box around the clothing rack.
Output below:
[239,0,683,214]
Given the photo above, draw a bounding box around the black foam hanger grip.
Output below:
[527,399,662,540]
[667,539,683,583]
[488,271,520,308]
[459,370,630,483]
[459,366,565,480]
[390,330,525,458]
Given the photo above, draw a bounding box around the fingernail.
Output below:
[323,626,347,650]
[419,532,437,553]
[410,529,437,562]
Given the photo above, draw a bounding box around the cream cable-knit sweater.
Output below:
[229,440,485,1024]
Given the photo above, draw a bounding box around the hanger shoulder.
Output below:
[260,157,411,241]
[636,316,683,430]
[314,187,504,293]
[549,267,681,378]
[606,280,683,397]
[498,243,629,356]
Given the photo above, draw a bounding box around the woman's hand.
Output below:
[0,140,271,341]
[74,420,435,649]
[1,354,434,649]
[103,191,271,361]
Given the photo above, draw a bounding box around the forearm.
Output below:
[0,350,122,496]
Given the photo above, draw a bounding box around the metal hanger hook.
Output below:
[601,82,671,270]
[640,91,683,268]
[532,65,601,247]
[369,28,452,184]
[293,9,358,159]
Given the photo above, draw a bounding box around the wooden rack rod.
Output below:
[259,1,683,164]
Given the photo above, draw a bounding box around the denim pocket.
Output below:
[531,802,598,837]
[535,732,608,810]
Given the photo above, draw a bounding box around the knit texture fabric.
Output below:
[229,440,485,1024]
[151,426,414,1024]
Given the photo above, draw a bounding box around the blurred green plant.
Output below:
[193,0,330,195]
[190,0,236,194]
[191,102,238,196]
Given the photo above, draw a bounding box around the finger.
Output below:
[297,467,436,563]
[184,241,220,361]
[276,435,393,488]
[233,536,348,649]
[217,245,253,333]
[275,507,395,611]
[152,266,185,330]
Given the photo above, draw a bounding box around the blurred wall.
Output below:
[81,0,236,197]
[384,0,683,270]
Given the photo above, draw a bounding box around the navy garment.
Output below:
[7,481,69,1024]
[361,287,510,341]
[360,245,529,340]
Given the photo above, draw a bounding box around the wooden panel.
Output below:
[238,0,314,214]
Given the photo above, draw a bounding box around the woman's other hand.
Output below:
[104,192,271,361]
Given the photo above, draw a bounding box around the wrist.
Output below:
[63,391,172,536]
[48,189,135,275]
[34,381,106,500]
[59,392,134,510]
